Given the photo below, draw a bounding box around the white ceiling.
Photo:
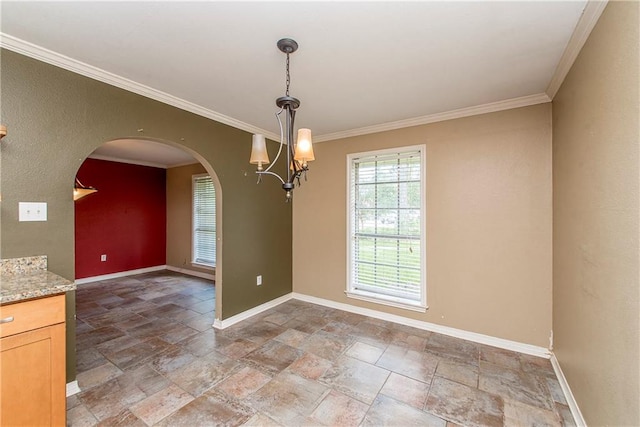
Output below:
[89,139,198,169]
[1,1,597,165]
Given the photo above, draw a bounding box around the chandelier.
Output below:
[250,38,315,200]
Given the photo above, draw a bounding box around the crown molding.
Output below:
[0,33,280,142]
[2,32,563,145]
[545,0,609,99]
[314,93,551,143]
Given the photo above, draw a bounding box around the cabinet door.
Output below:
[0,323,66,426]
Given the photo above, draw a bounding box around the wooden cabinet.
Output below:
[0,294,66,426]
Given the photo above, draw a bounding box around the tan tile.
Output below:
[129,384,193,426]
[105,337,173,370]
[555,403,577,427]
[219,338,262,359]
[77,347,110,373]
[75,273,567,427]
[78,379,144,421]
[273,328,310,348]
[389,329,429,351]
[480,345,521,370]
[178,329,233,357]
[240,322,287,345]
[159,323,199,345]
[546,377,568,405]
[281,315,330,334]
[320,355,390,404]
[426,376,503,427]
[263,312,291,325]
[479,361,552,410]
[350,321,395,346]
[189,299,215,314]
[380,372,430,409]
[145,346,197,375]
[332,310,366,326]
[321,320,354,337]
[217,366,272,399]
[96,409,146,427]
[185,313,215,331]
[169,308,201,322]
[109,314,150,331]
[126,319,177,340]
[520,354,556,378]
[95,335,143,355]
[248,371,328,424]
[67,404,98,427]
[309,390,369,427]
[156,392,254,426]
[167,353,239,397]
[363,395,446,426]
[435,360,479,388]
[241,413,283,426]
[67,393,82,410]
[77,362,123,391]
[301,330,353,361]
[345,341,385,364]
[242,340,303,374]
[77,326,126,349]
[376,345,438,383]
[425,334,480,367]
[287,352,333,380]
[503,398,561,427]
[115,364,171,397]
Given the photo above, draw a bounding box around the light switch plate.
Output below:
[19,202,47,221]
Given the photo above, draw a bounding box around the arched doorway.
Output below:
[73,137,222,315]
[71,138,224,390]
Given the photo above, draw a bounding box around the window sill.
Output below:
[191,262,215,271]
[345,290,427,313]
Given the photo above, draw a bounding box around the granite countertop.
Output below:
[0,256,76,304]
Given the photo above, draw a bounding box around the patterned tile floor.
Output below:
[68,271,575,426]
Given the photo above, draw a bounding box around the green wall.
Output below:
[0,50,293,381]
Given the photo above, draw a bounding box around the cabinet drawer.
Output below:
[0,294,65,338]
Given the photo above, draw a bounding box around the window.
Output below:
[192,174,216,268]
[347,145,426,312]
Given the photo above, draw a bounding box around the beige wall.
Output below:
[552,2,639,425]
[166,163,214,277]
[294,104,552,347]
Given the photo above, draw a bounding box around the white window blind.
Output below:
[193,174,216,267]
[348,146,425,309]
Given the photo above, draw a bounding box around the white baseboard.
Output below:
[66,380,80,397]
[550,354,586,426]
[166,265,215,281]
[209,290,549,359]
[291,292,550,359]
[213,293,293,330]
[74,265,167,285]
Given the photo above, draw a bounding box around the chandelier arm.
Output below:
[255,170,286,185]
[263,107,286,174]
[285,106,294,185]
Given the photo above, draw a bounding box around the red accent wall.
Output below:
[75,158,167,279]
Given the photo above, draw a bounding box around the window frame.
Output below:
[346,145,427,312]
[192,173,216,269]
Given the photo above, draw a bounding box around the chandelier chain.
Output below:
[285,53,290,97]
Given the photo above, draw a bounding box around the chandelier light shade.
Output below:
[294,128,314,165]
[249,134,270,171]
[250,38,314,200]
[73,178,97,201]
